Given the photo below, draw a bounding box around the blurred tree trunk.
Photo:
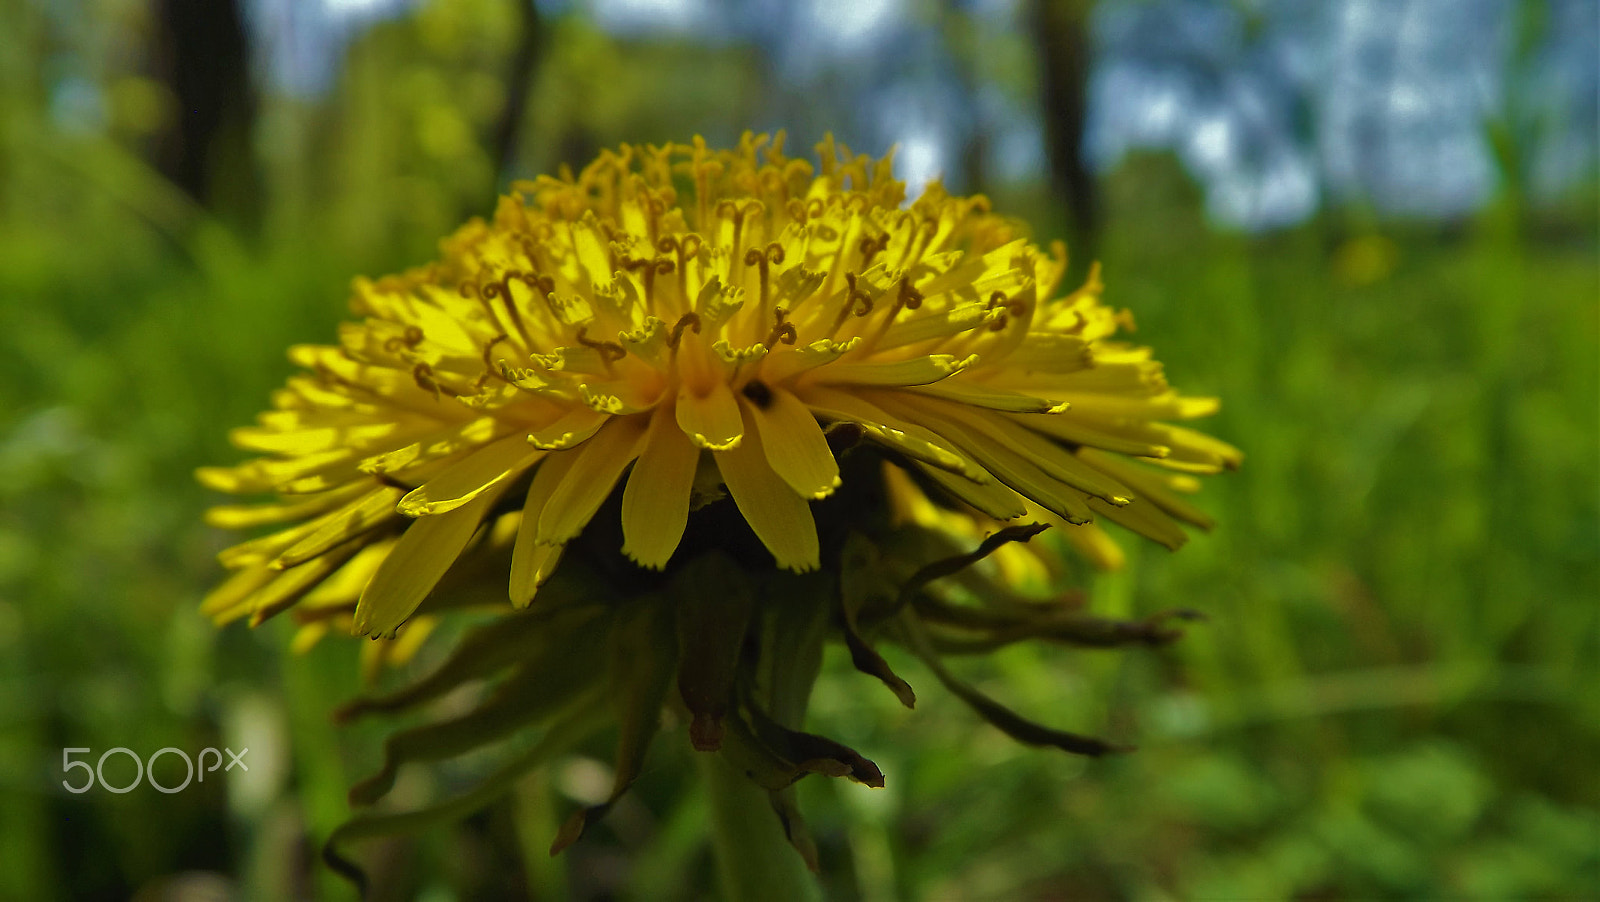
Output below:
[1031,0,1097,259]
[934,2,991,195]
[154,0,261,231]
[490,0,546,188]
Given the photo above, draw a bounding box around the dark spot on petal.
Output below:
[741,379,774,409]
[825,422,865,455]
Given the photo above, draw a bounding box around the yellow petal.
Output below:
[907,379,1066,413]
[273,487,405,568]
[1007,412,1171,458]
[875,303,1000,351]
[572,211,615,288]
[216,516,328,569]
[1065,415,1238,471]
[518,444,580,540]
[250,544,363,626]
[398,433,543,516]
[509,529,564,607]
[918,464,1028,520]
[289,620,330,655]
[529,407,609,450]
[354,485,509,637]
[209,544,359,627]
[712,406,819,571]
[946,406,1136,506]
[197,447,355,494]
[301,540,392,608]
[675,379,744,450]
[1062,522,1126,571]
[758,337,860,383]
[797,385,983,480]
[382,617,438,665]
[506,446,585,606]
[619,316,669,366]
[1041,391,1200,420]
[536,416,648,544]
[913,238,1030,297]
[203,481,369,530]
[1155,422,1243,467]
[1078,447,1215,529]
[621,404,701,568]
[227,420,405,455]
[358,417,499,475]
[287,343,455,412]
[872,392,1095,524]
[711,338,769,369]
[693,273,746,329]
[1036,361,1166,395]
[768,264,827,311]
[747,386,839,500]
[541,291,595,328]
[1140,456,1229,475]
[989,334,1092,374]
[811,353,976,387]
[200,565,275,620]
[1087,495,1188,550]
[579,380,658,415]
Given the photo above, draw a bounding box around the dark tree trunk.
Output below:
[489,0,546,188]
[1031,0,1098,260]
[154,0,261,228]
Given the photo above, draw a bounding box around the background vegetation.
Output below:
[1,0,1594,899]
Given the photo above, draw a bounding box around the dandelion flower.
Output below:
[200,132,1237,638]
[199,133,1238,879]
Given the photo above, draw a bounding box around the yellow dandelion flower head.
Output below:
[198,132,1239,642]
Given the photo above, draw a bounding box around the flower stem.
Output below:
[697,751,822,902]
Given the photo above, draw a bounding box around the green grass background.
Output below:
[1,1,1595,898]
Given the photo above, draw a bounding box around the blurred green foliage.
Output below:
[1,0,1595,899]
